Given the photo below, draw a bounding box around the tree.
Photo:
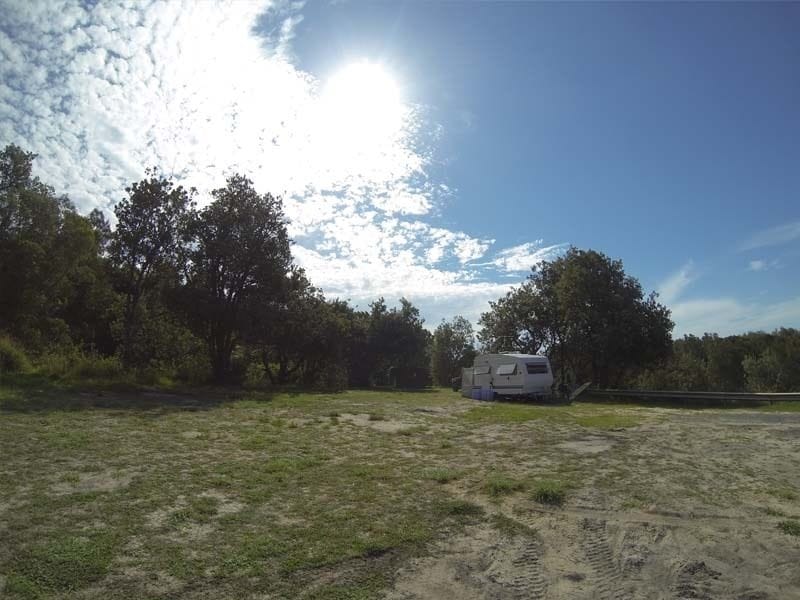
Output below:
[431,316,475,386]
[479,248,673,387]
[109,169,194,365]
[367,298,431,384]
[0,144,113,350]
[182,174,292,383]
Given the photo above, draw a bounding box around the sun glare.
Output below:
[320,61,406,149]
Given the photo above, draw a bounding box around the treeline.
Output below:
[2,143,797,393]
[635,330,800,393]
[0,144,429,388]
[469,247,799,393]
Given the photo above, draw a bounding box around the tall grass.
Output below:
[0,336,32,375]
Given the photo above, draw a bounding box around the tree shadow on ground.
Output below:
[0,374,267,414]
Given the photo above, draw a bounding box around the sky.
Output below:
[1,0,798,337]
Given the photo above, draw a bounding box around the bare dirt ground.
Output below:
[387,408,800,600]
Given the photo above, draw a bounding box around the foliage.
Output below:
[636,329,800,392]
[0,335,31,374]
[2,143,798,393]
[430,315,476,386]
[0,145,115,353]
[179,174,293,383]
[110,169,195,365]
[479,248,673,387]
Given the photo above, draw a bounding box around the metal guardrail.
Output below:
[576,387,800,404]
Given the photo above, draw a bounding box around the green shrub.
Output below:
[243,362,268,389]
[0,336,32,374]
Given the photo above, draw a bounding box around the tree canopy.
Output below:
[479,248,674,387]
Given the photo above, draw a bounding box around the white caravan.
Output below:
[461,353,553,400]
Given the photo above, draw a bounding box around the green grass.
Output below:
[532,480,567,506]
[2,382,793,598]
[461,401,641,429]
[435,499,485,521]
[766,487,797,501]
[422,467,462,484]
[757,401,800,413]
[777,520,800,537]
[461,403,559,424]
[484,474,526,497]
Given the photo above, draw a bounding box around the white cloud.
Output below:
[0,0,552,326]
[480,240,567,273]
[656,260,695,304]
[671,296,800,337]
[747,259,780,272]
[741,220,800,251]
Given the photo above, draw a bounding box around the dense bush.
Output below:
[0,336,31,374]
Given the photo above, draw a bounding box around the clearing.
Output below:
[1,387,799,599]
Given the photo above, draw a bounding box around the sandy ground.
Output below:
[386,409,800,600]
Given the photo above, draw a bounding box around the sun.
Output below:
[320,61,406,149]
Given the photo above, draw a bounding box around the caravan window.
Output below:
[496,364,517,376]
[473,365,491,375]
[526,362,548,374]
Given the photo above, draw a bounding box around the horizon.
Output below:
[1,1,798,337]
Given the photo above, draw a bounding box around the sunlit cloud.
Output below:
[0,0,544,326]
[478,240,568,273]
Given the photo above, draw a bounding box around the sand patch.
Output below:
[340,413,416,433]
[556,437,613,454]
[52,470,134,495]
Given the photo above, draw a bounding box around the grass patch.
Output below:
[422,467,462,484]
[484,474,525,497]
[757,401,800,413]
[435,499,485,521]
[777,520,800,536]
[490,514,537,538]
[8,532,120,594]
[766,487,797,501]
[461,403,557,424]
[532,480,567,506]
[763,507,786,517]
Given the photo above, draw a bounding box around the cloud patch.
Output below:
[671,296,800,337]
[481,240,568,273]
[741,220,800,251]
[0,0,554,327]
[657,260,696,304]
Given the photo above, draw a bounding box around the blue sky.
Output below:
[1,1,798,336]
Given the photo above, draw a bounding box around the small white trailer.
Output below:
[461,353,553,400]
